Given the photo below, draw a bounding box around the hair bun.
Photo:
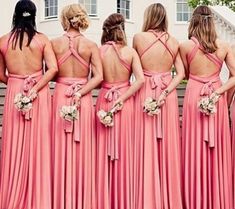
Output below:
[61,4,90,31]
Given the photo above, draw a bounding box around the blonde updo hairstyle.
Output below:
[60,4,89,31]
[101,13,127,45]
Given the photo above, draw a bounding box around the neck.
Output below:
[67,28,80,34]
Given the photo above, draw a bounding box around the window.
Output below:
[117,0,131,20]
[176,0,193,22]
[78,0,97,17]
[44,0,58,19]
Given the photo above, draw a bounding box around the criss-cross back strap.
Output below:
[140,30,175,59]
[57,33,89,69]
[33,36,44,53]
[0,33,45,56]
[105,41,131,72]
[187,37,223,68]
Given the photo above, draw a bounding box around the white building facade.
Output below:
[0,0,194,44]
[0,0,235,81]
[1,1,235,44]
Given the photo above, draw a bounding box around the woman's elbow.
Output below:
[138,76,145,86]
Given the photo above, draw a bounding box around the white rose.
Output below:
[22,96,31,104]
[14,93,23,104]
[103,115,113,125]
[97,110,107,119]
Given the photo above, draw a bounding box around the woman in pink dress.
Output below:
[96,13,144,209]
[51,4,103,209]
[133,3,184,209]
[180,6,235,209]
[0,0,58,209]
[229,45,235,208]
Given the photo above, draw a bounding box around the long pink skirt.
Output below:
[182,73,233,209]
[52,77,96,209]
[134,70,182,209]
[231,99,235,208]
[96,81,134,209]
[0,72,52,209]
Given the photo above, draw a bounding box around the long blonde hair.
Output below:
[142,3,168,32]
[60,4,89,31]
[101,13,127,45]
[188,5,217,53]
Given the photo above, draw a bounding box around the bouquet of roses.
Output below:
[143,97,161,116]
[60,105,78,122]
[97,102,123,127]
[14,93,33,113]
[198,96,217,115]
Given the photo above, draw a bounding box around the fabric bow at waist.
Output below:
[102,81,130,102]
[101,81,129,160]
[144,71,171,139]
[144,70,171,96]
[57,77,88,142]
[9,71,42,120]
[189,74,221,148]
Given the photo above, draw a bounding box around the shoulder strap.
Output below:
[100,45,109,59]
[187,36,223,68]
[105,41,131,72]
[187,37,200,65]
[57,33,89,69]
[140,30,175,59]
[150,30,175,59]
[33,35,44,53]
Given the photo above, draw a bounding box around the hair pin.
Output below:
[70,16,79,23]
[22,12,31,17]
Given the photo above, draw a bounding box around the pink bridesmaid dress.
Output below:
[231,97,235,208]
[52,33,96,209]
[182,37,233,209]
[96,42,134,209]
[134,30,182,209]
[0,36,52,209]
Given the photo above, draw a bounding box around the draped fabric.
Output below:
[182,73,233,209]
[134,70,183,209]
[52,77,96,209]
[96,81,134,209]
[0,72,52,209]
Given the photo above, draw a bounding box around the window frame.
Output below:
[43,0,58,20]
[117,0,132,21]
[175,0,193,23]
[78,0,98,17]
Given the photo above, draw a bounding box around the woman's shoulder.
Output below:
[216,39,230,50]
[133,32,151,42]
[179,39,195,50]
[0,32,11,43]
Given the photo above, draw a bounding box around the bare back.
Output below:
[133,31,178,72]
[0,33,46,75]
[180,38,228,77]
[51,33,92,78]
[100,42,133,83]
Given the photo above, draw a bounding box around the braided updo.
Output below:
[101,13,127,45]
[60,4,89,31]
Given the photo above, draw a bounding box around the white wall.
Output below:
[0,0,190,44]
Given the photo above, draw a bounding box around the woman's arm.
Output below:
[114,49,145,104]
[179,43,189,79]
[77,42,103,97]
[0,51,8,84]
[227,45,235,106]
[29,34,58,96]
[214,44,235,98]
[157,51,185,105]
